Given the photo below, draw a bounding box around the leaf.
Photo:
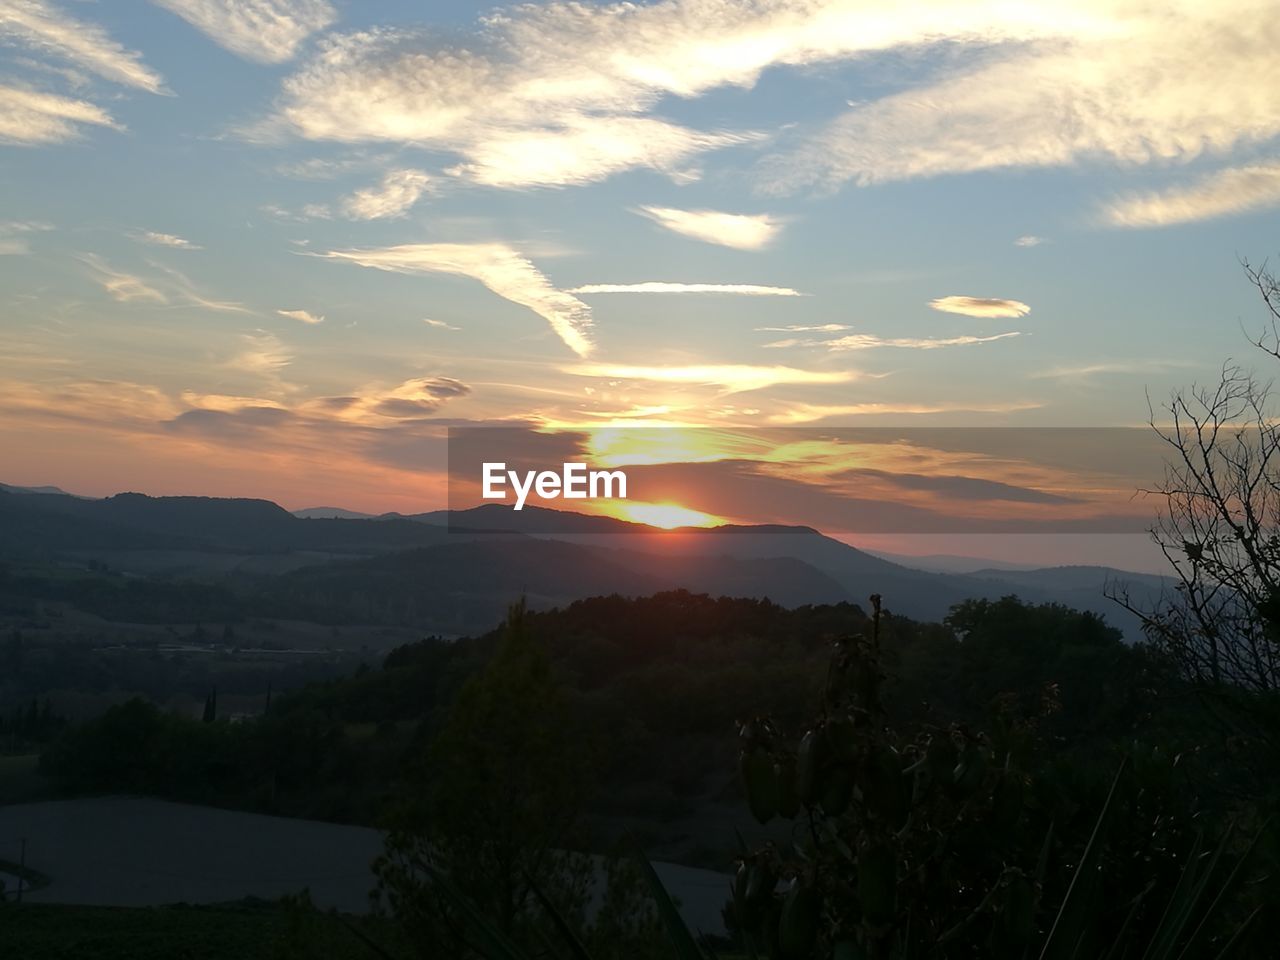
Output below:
[525,869,593,960]
[628,834,707,960]
[1039,758,1127,960]
[422,861,539,960]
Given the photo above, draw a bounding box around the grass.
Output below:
[0,900,395,960]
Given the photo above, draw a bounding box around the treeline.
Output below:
[39,591,1178,829]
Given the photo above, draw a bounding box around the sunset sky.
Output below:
[3,0,1279,558]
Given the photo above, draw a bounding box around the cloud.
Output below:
[767,331,1022,350]
[0,219,51,254]
[0,84,118,144]
[1014,235,1046,247]
[423,318,460,330]
[269,19,759,187]
[236,330,291,375]
[277,308,323,324]
[0,0,165,92]
[1030,359,1190,381]
[929,296,1031,318]
[564,362,853,394]
[568,282,803,296]
[147,260,252,313]
[1103,161,1280,227]
[765,2,1280,192]
[767,400,1041,424]
[320,242,594,357]
[149,0,336,64]
[340,168,433,220]
[636,206,782,250]
[80,254,167,303]
[756,323,850,332]
[132,230,202,250]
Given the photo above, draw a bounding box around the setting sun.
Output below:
[600,501,727,529]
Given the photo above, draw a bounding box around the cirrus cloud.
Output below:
[1103,161,1280,228]
[564,362,853,394]
[277,308,323,324]
[0,0,165,92]
[568,281,803,296]
[767,331,1022,351]
[149,0,337,64]
[636,206,782,250]
[319,242,594,357]
[340,168,433,220]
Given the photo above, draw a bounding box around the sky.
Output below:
[2,0,1279,566]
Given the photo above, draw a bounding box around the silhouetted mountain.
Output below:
[0,488,1165,636]
[292,507,377,520]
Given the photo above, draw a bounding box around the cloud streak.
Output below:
[929,296,1031,318]
[636,206,782,250]
[81,254,167,303]
[0,0,165,92]
[767,331,1022,351]
[763,1,1280,193]
[150,0,336,64]
[1103,161,1280,227]
[340,168,432,220]
[564,362,853,394]
[277,308,323,324]
[568,281,803,296]
[321,242,594,357]
[132,230,202,250]
[0,84,118,144]
[767,400,1042,424]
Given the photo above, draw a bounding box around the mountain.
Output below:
[0,481,86,497]
[0,488,1167,637]
[292,507,377,520]
[864,551,1039,574]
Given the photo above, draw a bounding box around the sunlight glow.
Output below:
[598,500,726,529]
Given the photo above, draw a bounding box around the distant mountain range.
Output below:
[0,485,1169,637]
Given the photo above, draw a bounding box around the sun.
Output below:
[603,501,726,530]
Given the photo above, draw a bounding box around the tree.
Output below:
[1106,260,1280,799]
[374,599,593,955]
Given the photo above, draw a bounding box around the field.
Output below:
[0,796,732,935]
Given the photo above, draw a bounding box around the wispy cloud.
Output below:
[150,0,336,64]
[148,260,251,313]
[636,206,782,250]
[0,219,51,254]
[1103,161,1280,228]
[320,242,594,357]
[763,1,1280,194]
[340,168,433,220]
[768,331,1022,351]
[0,0,166,92]
[132,230,202,250]
[267,8,770,187]
[423,318,459,330]
[0,85,118,144]
[929,296,1030,319]
[756,323,850,332]
[1014,235,1046,247]
[80,254,167,303]
[564,363,853,394]
[1031,359,1190,381]
[277,308,323,324]
[568,282,803,297]
[236,330,292,375]
[767,400,1042,424]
